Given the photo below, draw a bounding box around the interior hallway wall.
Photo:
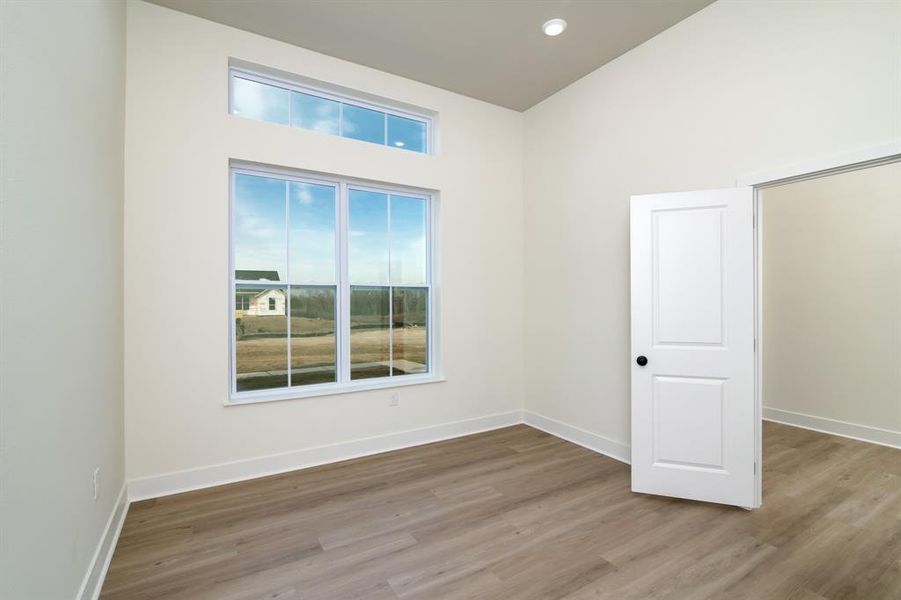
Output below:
[762,162,901,435]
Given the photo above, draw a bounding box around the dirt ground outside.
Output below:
[236,326,426,391]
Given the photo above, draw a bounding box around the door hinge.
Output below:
[754,338,757,352]
[754,461,757,475]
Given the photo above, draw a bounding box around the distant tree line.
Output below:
[238,286,427,328]
[290,287,336,320]
[348,287,427,328]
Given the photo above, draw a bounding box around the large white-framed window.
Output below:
[229,67,433,154]
[229,164,440,405]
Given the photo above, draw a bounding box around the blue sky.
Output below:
[388,194,428,284]
[235,174,426,285]
[232,77,289,125]
[233,76,426,153]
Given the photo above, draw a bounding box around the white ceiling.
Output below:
[147,0,714,111]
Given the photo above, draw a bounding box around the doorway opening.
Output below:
[627,145,898,510]
[749,147,901,507]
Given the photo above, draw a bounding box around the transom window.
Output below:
[229,68,432,154]
[230,166,436,403]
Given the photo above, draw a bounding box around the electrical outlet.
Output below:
[92,467,100,501]
[389,393,399,407]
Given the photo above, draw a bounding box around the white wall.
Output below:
[762,162,901,433]
[522,0,901,449]
[124,1,524,482]
[0,1,126,598]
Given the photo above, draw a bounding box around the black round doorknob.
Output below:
[636,355,648,366]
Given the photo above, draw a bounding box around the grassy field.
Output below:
[236,326,426,391]
[238,315,335,338]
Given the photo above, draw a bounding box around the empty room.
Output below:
[1,0,899,599]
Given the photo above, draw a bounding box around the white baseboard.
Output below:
[128,410,524,501]
[76,482,129,600]
[522,410,631,464]
[127,409,636,502]
[763,407,901,449]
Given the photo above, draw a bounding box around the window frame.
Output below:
[228,67,434,155]
[228,163,442,406]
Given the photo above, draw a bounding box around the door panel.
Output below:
[654,376,726,470]
[631,188,756,508]
[654,207,725,345]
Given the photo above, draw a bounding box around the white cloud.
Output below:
[295,186,314,205]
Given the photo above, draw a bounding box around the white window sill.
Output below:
[227,374,446,406]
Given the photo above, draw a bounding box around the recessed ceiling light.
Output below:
[542,18,567,37]
[394,141,405,147]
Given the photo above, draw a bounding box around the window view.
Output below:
[231,168,433,400]
[231,76,289,126]
[234,284,289,392]
[291,92,339,135]
[349,286,391,380]
[387,114,427,153]
[342,104,386,145]
[230,70,430,154]
[233,173,338,393]
[348,190,429,380]
[290,286,337,386]
[391,287,428,376]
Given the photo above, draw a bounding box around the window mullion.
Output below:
[285,181,291,388]
[338,181,351,384]
[338,102,344,137]
[387,285,393,377]
[287,88,293,127]
[387,194,393,377]
[427,195,434,375]
[230,171,237,396]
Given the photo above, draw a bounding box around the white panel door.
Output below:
[630,187,756,508]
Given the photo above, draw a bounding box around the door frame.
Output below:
[736,141,901,508]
